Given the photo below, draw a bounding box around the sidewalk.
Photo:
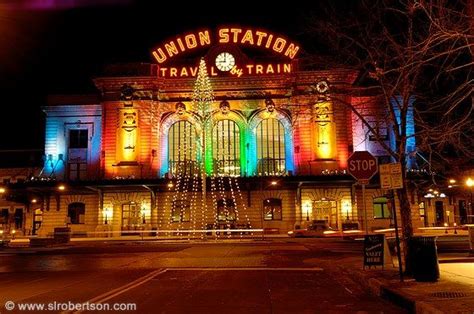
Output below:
[333,255,474,313]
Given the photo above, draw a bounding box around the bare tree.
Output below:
[305,0,473,271]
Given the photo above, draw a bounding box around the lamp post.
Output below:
[466,178,473,224]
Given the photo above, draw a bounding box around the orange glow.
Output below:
[158,63,292,78]
[31,199,37,203]
[313,102,336,159]
[153,28,299,65]
[270,181,278,186]
[466,177,474,187]
[152,30,211,63]
[0,187,5,194]
[58,184,66,191]
[117,109,139,162]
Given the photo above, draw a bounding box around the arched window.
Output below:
[213,119,240,176]
[373,197,390,219]
[168,121,197,176]
[68,202,85,224]
[217,199,236,222]
[171,200,191,223]
[263,198,282,220]
[256,118,286,175]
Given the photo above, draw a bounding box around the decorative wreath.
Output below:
[315,80,329,94]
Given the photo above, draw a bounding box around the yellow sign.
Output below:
[380,163,403,189]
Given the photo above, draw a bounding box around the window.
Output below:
[14,208,23,229]
[0,208,8,224]
[368,119,389,141]
[171,200,190,223]
[256,118,286,175]
[67,202,85,224]
[213,119,240,176]
[373,197,390,219]
[217,199,236,222]
[69,129,88,180]
[69,129,88,149]
[264,198,282,220]
[168,121,197,176]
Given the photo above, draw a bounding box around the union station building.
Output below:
[4,27,463,238]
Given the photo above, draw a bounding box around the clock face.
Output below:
[215,52,235,72]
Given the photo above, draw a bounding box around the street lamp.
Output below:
[466,178,473,224]
[260,180,278,240]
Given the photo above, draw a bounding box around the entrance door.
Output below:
[458,200,467,225]
[121,203,142,235]
[313,200,338,229]
[435,201,444,226]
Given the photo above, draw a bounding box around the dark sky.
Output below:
[0,0,338,151]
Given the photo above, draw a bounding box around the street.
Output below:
[0,239,406,313]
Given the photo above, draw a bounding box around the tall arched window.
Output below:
[213,119,240,176]
[256,118,286,175]
[68,202,85,224]
[168,121,197,176]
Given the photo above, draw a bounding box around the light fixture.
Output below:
[167,182,174,188]
[270,181,277,186]
[0,187,5,194]
[466,178,474,188]
[439,193,446,198]
[448,185,453,188]
[449,179,456,184]
[58,184,66,191]
[31,199,37,203]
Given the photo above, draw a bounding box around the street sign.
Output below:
[347,151,378,236]
[347,151,378,181]
[380,163,403,189]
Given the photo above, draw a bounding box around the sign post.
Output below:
[379,162,404,282]
[347,151,378,235]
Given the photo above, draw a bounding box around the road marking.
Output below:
[67,268,167,314]
[167,267,324,271]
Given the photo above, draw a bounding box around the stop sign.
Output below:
[347,151,378,181]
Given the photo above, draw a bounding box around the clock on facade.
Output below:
[215,52,236,72]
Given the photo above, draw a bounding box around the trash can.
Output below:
[409,236,439,282]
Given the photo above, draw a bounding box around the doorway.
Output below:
[312,200,338,229]
[435,201,444,226]
[121,203,142,235]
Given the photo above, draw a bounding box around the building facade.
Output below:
[6,27,458,238]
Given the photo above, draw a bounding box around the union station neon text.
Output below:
[158,63,292,78]
[152,28,300,64]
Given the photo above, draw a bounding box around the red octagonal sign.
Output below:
[347,151,378,181]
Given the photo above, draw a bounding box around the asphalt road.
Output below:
[0,239,406,313]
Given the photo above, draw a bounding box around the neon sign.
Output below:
[158,63,292,78]
[152,27,300,64]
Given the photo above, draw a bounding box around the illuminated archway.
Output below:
[248,109,294,176]
[159,112,201,177]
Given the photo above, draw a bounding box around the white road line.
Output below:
[66,268,167,314]
[167,267,324,271]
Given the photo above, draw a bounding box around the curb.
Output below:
[345,266,446,313]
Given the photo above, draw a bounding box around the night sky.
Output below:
[0,1,347,153]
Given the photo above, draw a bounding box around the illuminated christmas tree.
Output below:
[193,58,214,117]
